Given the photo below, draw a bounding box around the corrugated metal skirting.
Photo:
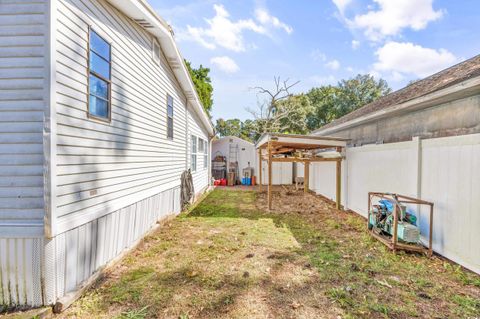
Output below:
[1,187,180,307]
[0,238,44,306]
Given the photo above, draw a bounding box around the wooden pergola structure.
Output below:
[255,133,348,210]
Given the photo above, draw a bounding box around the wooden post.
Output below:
[367,192,372,229]
[335,158,341,210]
[304,160,310,193]
[392,201,398,253]
[428,204,433,257]
[258,148,262,191]
[268,142,272,210]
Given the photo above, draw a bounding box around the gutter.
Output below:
[313,76,480,136]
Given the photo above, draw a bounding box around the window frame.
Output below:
[87,26,112,123]
[190,135,197,172]
[203,139,208,169]
[198,138,205,153]
[166,94,174,139]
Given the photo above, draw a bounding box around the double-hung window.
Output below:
[191,135,197,172]
[198,138,208,169]
[88,29,111,120]
[167,95,174,139]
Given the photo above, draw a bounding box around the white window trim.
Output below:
[191,135,197,172]
[166,94,174,139]
[203,139,208,169]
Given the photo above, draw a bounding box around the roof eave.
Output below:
[313,76,480,136]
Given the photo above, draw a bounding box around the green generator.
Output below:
[368,206,420,244]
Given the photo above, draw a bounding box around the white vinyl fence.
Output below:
[301,134,480,274]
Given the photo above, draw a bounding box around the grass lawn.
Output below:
[57,188,479,319]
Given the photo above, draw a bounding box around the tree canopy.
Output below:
[185,60,213,116]
[215,74,391,143]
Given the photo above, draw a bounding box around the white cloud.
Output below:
[186,4,266,52]
[210,56,240,73]
[332,0,352,15]
[184,4,292,52]
[373,41,457,79]
[350,0,444,41]
[325,59,341,70]
[351,40,360,49]
[254,8,293,34]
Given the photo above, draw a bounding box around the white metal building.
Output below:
[0,0,214,307]
[212,136,256,178]
[212,136,294,185]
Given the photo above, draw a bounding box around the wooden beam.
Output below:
[264,157,340,163]
[268,141,273,210]
[304,160,310,193]
[336,147,342,210]
[429,204,434,257]
[392,202,398,253]
[258,148,262,190]
[308,157,342,163]
[271,148,295,155]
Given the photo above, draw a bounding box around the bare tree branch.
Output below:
[246,77,300,136]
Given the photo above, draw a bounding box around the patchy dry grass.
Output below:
[56,188,479,319]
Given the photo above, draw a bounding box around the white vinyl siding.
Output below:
[0,0,47,237]
[54,0,189,233]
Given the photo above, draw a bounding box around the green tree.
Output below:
[306,86,339,131]
[277,94,313,134]
[307,74,391,131]
[215,118,242,137]
[240,119,257,142]
[185,60,213,116]
[334,74,391,119]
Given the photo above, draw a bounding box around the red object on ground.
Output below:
[220,178,227,186]
[214,180,220,186]
[251,176,256,186]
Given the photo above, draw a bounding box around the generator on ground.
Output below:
[367,192,434,256]
[368,201,419,243]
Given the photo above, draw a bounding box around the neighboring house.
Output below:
[0,0,214,307]
[308,55,480,274]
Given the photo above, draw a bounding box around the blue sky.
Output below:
[150,0,480,121]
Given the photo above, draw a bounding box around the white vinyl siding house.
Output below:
[0,1,47,238]
[0,0,48,306]
[0,0,213,307]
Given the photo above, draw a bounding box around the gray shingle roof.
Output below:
[316,54,480,132]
